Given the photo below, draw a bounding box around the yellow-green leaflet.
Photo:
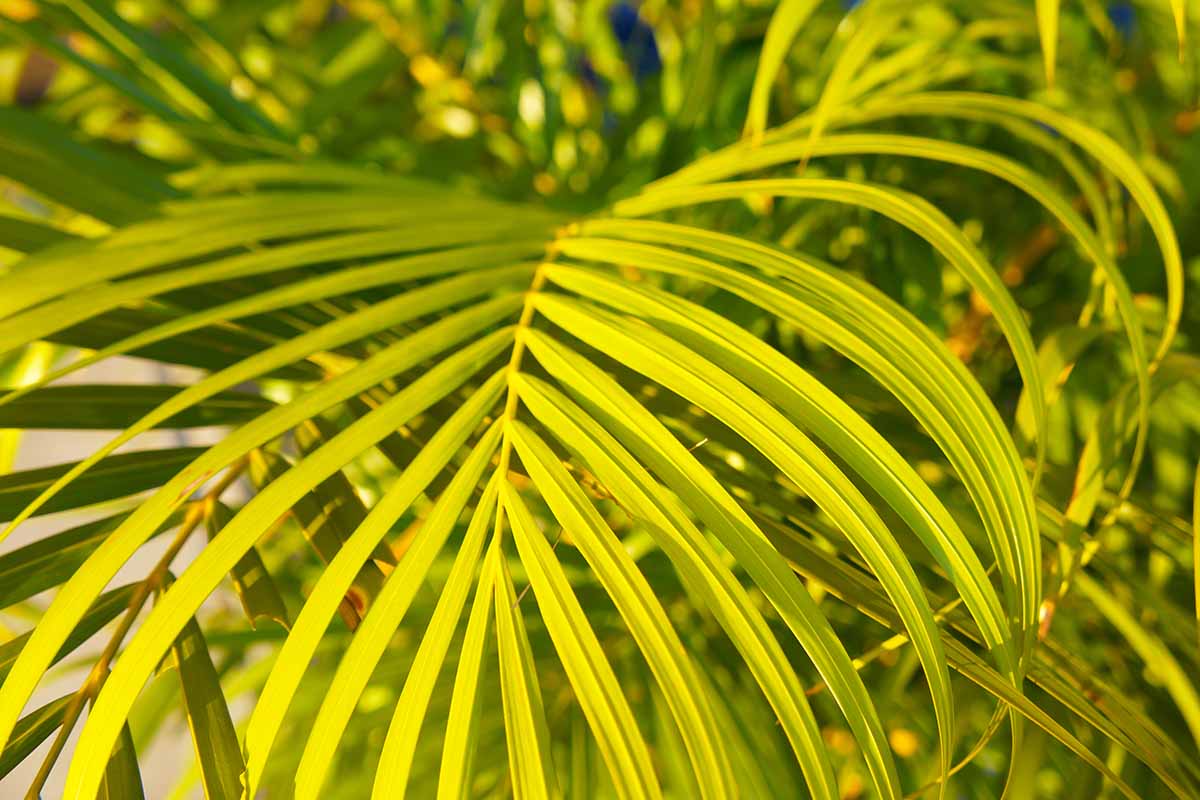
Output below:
[742,0,822,141]
[854,91,1184,370]
[532,292,952,795]
[0,182,555,314]
[1062,357,1196,537]
[63,352,506,800]
[511,365,839,800]
[799,2,902,168]
[948,635,1141,800]
[0,235,542,370]
[293,423,503,798]
[0,342,55,474]
[508,419,734,799]
[372,478,500,799]
[519,325,902,800]
[494,546,559,800]
[636,131,1147,499]
[0,262,536,409]
[242,380,505,797]
[3,4,1196,796]
[559,224,1038,656]
[1014,326,1105,455]
[1036,0,1060,86]
[0,201,540,323]
[0,290,522,539]
[0,299,505,734]
[0,696,71,780]
[58,0,270,132]
[768,512,1146,800]
[0,319,513,792]
[1171,0,1187,57]
[617,177,1047,497]
[169,160,448,193]
[843,35,944,105]
[1075,573,1200,751]
[540,262,1015,681]
[205,501,290,631]
[97,718,145,800]
[1026,645,1198,796]
[664,85,1119,262]
[502,480,663,800]
[437,539,501,800]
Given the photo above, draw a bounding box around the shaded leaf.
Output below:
[171,618,244,800]
[205,501,290,631]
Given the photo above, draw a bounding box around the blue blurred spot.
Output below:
[1036,121,1061,138]
[1107,2,1136,41]
[842,0,862,9]
[610,2,640,43]
[579,55,603,92]
[608,2,661,79]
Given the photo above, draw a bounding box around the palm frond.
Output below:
[0,2,1198,798]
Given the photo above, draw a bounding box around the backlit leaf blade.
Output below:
[520,327,892,799]
[0,106,167,224]
[1074,574,1200,751]
[539,262,1016,680]
[372,478,499,799]
[616,177,1047,502]
[530,292,951,795]
[800,2,902,167]
[241,382,503,797]
[0,512,132,608]
[1036,0,1060,86]
[1171,0,1187,57]
[0,213,79,254]
[502,480,664,800]
[293,420,501,799]
[0,289,523,536]
[247,448,381,630]
[437,541,500,800]
[58,334,511,800]
[0,586,135,684]
[609,132,1149,497]
[493,546,559,800]
[762,513,1150,799]
[856,91,1183,370]
[743,0,822,141]
[513,364,841,799]
[565,223,1040,655]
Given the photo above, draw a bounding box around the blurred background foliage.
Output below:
[0,1,1198,798]
[3,0,1200,333]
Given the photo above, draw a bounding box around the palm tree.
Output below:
[0,0,1198,797]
